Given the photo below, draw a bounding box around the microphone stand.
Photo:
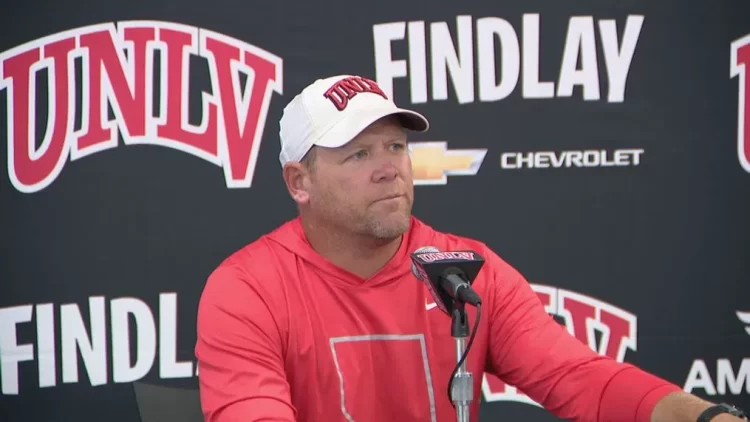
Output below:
[450,301,472,422]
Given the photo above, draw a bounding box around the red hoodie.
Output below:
[195,216,681,422]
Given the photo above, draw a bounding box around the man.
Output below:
[195,74,746,422]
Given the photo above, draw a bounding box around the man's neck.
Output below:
[300,216,403,280]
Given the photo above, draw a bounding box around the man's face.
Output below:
[304,116,414,240]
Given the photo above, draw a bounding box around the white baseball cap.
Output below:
[278,74,430,167]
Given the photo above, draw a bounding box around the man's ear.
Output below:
[282,162,311,205]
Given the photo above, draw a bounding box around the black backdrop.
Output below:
[1,0,749,421]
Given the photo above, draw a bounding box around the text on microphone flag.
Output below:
[416,251,476,263]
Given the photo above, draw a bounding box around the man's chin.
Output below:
[368,216,411,240]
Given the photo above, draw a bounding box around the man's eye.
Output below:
[391,143,406,151]
[351,150,368,159]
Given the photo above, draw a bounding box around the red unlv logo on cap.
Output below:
[323,75,388,111]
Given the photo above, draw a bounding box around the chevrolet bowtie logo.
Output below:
[409,142,487,185]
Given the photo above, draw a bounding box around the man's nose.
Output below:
[372,160,399,182]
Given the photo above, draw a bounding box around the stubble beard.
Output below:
[321,202,411,240]
[310,187,412,241]
[359,202,412,240]
[360,215,409,239]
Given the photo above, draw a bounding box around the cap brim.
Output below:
[313,107,429,149]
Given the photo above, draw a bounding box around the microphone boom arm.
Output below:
[450,301,473,422]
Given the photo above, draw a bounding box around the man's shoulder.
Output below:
[411,217,492,254]
[210,218,301,282]
[411,217,518,274]
[197,222,299,337]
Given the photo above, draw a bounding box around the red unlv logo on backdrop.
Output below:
[731,34,750,173]
[0,21,283,193]
[482,284,637,405]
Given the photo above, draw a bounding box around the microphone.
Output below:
[412,247,486,420]
[410,246,485,315]
[441,268,482,306]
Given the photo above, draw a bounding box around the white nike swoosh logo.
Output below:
[425,302,438,310]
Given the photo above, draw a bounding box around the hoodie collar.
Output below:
[267,216,435,287]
